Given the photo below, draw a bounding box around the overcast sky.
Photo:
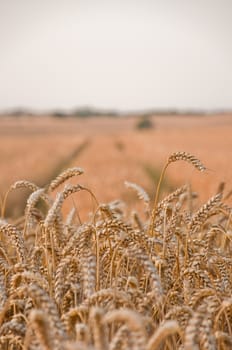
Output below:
[0,0,232,111]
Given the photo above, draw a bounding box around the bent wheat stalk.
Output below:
[149,152,206,236]
[147,320,182,350]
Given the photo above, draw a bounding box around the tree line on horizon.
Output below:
[0,106,230,118]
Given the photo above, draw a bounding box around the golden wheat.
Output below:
[0,152,231,349]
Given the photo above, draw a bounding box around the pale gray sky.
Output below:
[0,0,232,111]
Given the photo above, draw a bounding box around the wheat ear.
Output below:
[1,180,41,218]
[125,181,150,215]
[47,167,84,192]
[90,307,109,350]
[104,309,147,350]
[26,309,55,350]
[147,320,182,350]
[149,152,206,236]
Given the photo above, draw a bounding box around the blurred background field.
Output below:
[0,114,231,219]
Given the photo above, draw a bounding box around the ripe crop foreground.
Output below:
[0,152,231,350]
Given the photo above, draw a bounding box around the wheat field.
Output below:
[1,115,231,220]
[0,150,231,349]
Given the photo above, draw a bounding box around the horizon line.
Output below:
[1,106,232,116]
